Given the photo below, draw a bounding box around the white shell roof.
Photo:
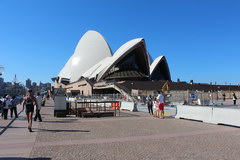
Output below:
[96,38,145,81]
[58,30,112,83]
[57,30,170,84]
[81,57,111,79]
[150,56,164,75]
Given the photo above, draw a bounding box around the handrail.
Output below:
[68,100,121,117]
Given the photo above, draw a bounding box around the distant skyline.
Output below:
[0,0,240,85]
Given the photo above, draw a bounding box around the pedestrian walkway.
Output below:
[0,104,38,158]
[1,99,240,160]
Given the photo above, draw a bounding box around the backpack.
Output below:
[147,97,153,106]
[3,99,12,108]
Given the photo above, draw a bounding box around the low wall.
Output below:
[121,102,137,112]
[54,96,66,110]
[175,105,212,123]
[54,96,67,117]
[212,108,240,126]
[175,105,240,127]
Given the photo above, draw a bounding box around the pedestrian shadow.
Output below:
[42,120,78,123]
[119,112,140,117]
[0,126,26,129]
[40,113,52,116]
[0,157,51,160]
[0,111,23,135]
[37,128,90,133]
[161,116,175,119]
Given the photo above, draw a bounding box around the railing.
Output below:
[67,100,121,118]
[66,90,240,107]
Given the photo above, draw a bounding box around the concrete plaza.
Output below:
[1,100,240,160]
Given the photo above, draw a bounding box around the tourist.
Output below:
[233,92,237,106]
[153,97,158,117]
[10,96,18,118]
[42,95,46,106]
[34,92,42,122]
[157,91,165,119]
[137,95,141,103]
[222,93,226,101]
[146,95,153,115]
[2,95,12,120]
[0,94,7,118]
[22,90,38,132]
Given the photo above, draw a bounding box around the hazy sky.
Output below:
[0,0,240,85]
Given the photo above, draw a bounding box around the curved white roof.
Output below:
[58,30,112,83]
[150,55,171,81]
[56,30,171,85]
[150,56,164,75]
[96,38,145,81]
[81,57,111,79]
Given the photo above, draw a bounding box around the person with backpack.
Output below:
[22,90,38,132]
[34,92,42,122]
[222,93,226,101]
[2,95,12,120]
[146,95,153,115]
[0,94,7,118]
[10,96,18,118]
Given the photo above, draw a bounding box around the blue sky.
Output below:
[0,0,240,85]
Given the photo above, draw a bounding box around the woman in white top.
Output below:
[153,97,158,117]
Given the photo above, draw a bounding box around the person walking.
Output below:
[222,93,226,101]
[2,95,12,120]
[42,95,46,106]
[1,94,7,118]
[157,91,165,119]
[233,92,237,106]
[34,92,42,122]
[10,96,18,118]
[22,90,38,132]
[146,95,153,115]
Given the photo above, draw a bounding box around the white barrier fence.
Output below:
[120,102,138,112]
[175,105,240,127]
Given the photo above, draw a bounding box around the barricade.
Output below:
[175,105,240,127]
[67,100,121,118]
[112,102,120,110]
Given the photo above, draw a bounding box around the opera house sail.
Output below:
[53,30,171,95]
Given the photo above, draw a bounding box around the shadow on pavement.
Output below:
[0,111,23,135]
[119,112,140,117]
[42,119,78,123]
[37,128,90,133]
[152,116,175,119]
[0,158,51,160]
[0,126,26,129]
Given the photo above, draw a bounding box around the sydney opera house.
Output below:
[53,30,171,96]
